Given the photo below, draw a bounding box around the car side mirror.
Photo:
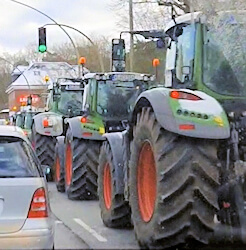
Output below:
[41,165,51,181]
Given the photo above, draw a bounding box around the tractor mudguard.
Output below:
[65,116,105,140]
[103,131,127,194]
[56,136,65,146]
[134,88,230,139]
[33,112,63,137]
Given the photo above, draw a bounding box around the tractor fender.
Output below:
[66,116,105,140]
[133,88,230,139]
[32,112,63,137]
[56,136,65,147]
[103,132,127,194]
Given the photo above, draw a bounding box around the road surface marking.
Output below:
[74,218,107,242]
[55,220,63,224]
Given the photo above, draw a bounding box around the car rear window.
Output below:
[0,137,40,178]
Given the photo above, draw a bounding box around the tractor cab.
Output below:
[15,111,25,129]
[83,72,155,132]
[164,11,246,112]
[46,77,84,117]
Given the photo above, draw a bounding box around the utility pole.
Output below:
[129,0,134,72]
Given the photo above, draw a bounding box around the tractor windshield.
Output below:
[57,90,83,116]
[16,114,24,128]
[24,112,36,130]
[97,80,148,118]
[203,12,246,96]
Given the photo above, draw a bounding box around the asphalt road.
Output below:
[54,218,89,249]
[48,183,139,250]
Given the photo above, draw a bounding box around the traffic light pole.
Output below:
[3,0,81,77]
[42,23,105,72]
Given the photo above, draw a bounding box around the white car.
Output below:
[0,119,7,125]
[0,126,54,249]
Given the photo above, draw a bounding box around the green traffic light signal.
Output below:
[38,45,47,53]
[38,27,47,53]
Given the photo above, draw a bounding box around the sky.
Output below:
[0,0,120,54]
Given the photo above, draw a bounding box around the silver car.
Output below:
[0,126,54,249]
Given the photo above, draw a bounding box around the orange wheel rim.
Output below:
[66,143,72,186]
[103,163,112,210]
[56,156,60,182]
[137,141,157,222]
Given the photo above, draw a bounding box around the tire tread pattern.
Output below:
[66,129,100,200]
[129,107,220,249]
[98,141,131,228]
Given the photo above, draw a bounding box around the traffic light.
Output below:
[38,27,47,53]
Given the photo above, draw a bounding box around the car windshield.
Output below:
[97,80,148,118]
[57,90,83,116]
[0,137,39,178]
[203,12,246,96]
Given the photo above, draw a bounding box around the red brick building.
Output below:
[6,62,77,114]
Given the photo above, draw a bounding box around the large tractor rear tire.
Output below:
[54,137,65,192]
[65,127,100,200]
[98,141,131,228]
[129,107,220,249]
[32,124,56,181]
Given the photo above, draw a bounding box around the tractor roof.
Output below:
[165,10,246,32]
[84,72,153,81]
[48,77,84,90]
[165,12,202,32]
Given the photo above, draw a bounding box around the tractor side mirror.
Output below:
[84,104,90,114]
[156,37,170,49]
[53,88,61,101]
[182,66,191,76]
[182,66,191,82]
[156,39,165,49]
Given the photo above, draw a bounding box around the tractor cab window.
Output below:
[16,114,24,128]
[47,91,53,110]
[171,24,196,84]
[97,80,148,118]
[203,13,246,96]
[57,90,83,116]
[24,112,35,130]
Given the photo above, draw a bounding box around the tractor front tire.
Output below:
[129,107,220,249]
[98,141,131,228]
[54,137,65,192]
[65,128,100,200]
[32,124,56,181]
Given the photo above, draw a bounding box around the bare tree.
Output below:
[110,0,171,31]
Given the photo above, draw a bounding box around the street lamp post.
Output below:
[2,0,81,77]
[42,23,105,72]
[0,57,30,88]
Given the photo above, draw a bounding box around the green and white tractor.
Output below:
[98,11,246,248]
[54,72,155,199]
[31,78,84,181]
[15,109,39,139]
